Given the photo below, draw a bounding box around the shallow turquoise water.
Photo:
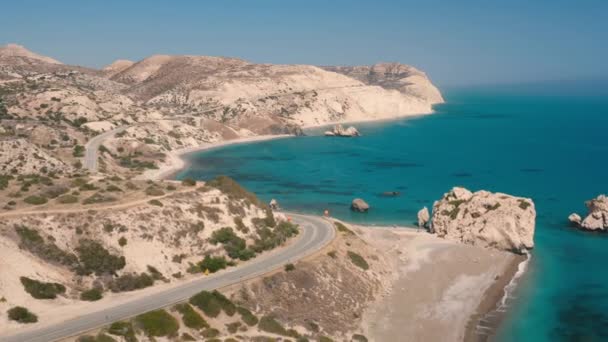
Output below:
[178,82,608,341]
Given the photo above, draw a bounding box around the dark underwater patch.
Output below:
[520,168,544,173]
[452,172,473,178]
[552,293,608,341]
[364,161,423,168]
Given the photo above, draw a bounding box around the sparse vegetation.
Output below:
[191,255,230,273]
[518,199,531,210]
[352,334,369,342]
[174,303,209,330]
[75,239,125,275]
[109,273,154,292]
[237,306,259,326]
[24,195,48,205]
[210,227,256,260]
[82,192,116,205]
[335,221,354,234]
[181,178,196,186]
[108,321,137,342]
[285,263,295,272]
[148,199,163,206]
[7,306,38,323]
[57,194,79,204]
[20,276,66,299]
[347,251,369,270]
[118,236,127,247]
[80,288,103,301]
[73,145,85,157]
[258,315,289,336]
[145,186,164,196]
[189,290,235,318]
[16,226,79,268]
[207,175,263,206]
[135,309,179,337]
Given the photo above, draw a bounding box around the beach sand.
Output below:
[140,134,291,181]
[352,225,522,342]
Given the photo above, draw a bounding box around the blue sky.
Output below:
[1,0,607,86]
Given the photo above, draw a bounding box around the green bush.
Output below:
[109,273,154,292]
[73,145,85,157]
[258,315,288,336]
[210,227,255,261]
[347,251,369,270]
[196,255,229,273]
[206,175,263,206]
[77,334,117,342]
[7,306,38,323]
[352,334,369,342]
[201,328,220,338]
[237,306,258,326]
[174,303,208,330]
[75,239,126,275]
[118,236,127,247]
[335,222,354,235]
[145,186,165,196]
[80,288,103,301]
[518,199,531,210]
[82,192,116,205]
[107,321,137,342]
[251,221,299,253]
[319,337,334,342]
[24,195,48,205]
[135,309,179,337]
[148,199,163,206]
[57,194,79,204]
[189,290,234,318]
[15,226,79,268]
[181,178,196,186]
[20,276,66,299]
[226,321,241,333]
[285,263,295,272]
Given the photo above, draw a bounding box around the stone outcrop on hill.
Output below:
[569,195,608,231]
[430,187,535,253]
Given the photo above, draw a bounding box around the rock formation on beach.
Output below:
[324,124,360,137]
[568,195,608,231]
[351,198,370,212]
[417,207,430,228]
[430,187,536,253]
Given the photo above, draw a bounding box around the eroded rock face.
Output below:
[430,187,535,253]
[351,198,370,212]
[569,195,608,231]
[417,207,430,228]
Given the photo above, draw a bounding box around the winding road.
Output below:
[0,213,335,342]
[83,126,127,172]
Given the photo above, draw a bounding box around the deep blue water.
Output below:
[177,81,608,341]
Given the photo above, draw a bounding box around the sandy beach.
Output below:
[351,224,523,342]
[141,134,292,181]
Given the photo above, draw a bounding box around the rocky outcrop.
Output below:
[324,124,360,137]
[569,195,608,231]
[351,198,370,212]
[417,207,430,228]
[430,187,535,253]
[269,198,279,210]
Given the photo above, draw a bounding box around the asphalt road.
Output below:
[0,213,335,342]
[83,126,127,172]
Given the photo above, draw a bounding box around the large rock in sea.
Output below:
[430,187,535,253]
[351,198,370,212]
[417,207,430,228]
[569,195,608,231]
[324,124,360,137]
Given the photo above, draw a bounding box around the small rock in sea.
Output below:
[568,195,608,231]
[568,213,582,227]
[324,124,360,137]
[269,198,279,210]
[351,198,370,212]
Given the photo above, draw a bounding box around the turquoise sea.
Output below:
[177,81,608,341]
